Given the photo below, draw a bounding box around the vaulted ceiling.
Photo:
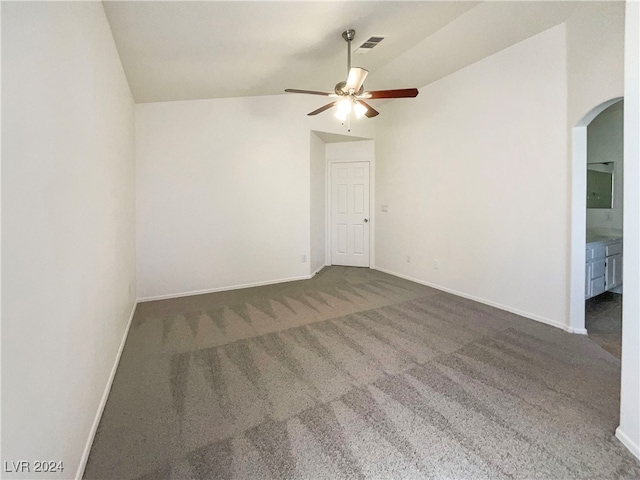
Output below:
[103,1,581,104]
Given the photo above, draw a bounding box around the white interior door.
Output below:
[331,162,370,267]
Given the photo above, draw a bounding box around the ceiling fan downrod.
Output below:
[342,29,356,75]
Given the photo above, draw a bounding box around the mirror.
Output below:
[587,163,614,209]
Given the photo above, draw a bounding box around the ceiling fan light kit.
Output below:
[285,29,419,129]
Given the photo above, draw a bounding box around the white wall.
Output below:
[325,140,375,162]
[618,0,640,461]
[374,25,568,328]
[310,132,326,274]
[566,2,625,128]
[586,101,624,232]
[1,2,136,478]
[136,95,374,300]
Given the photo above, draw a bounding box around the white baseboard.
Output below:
[372,266,575,333]
[138,274,314,303]
[616,426,640,461]
[567,326,588,335]
[311,264,327,276]
[75,302,137,480]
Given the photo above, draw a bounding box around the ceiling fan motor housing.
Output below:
[334,81,364,96]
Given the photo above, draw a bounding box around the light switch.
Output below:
[381,205,389,212]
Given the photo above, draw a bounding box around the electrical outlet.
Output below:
[433,259,439,270]
[382,205,389,212]
[406,256,411,263]
[302,255,308,263]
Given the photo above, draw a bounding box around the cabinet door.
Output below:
[606,254,623,290]
[592,259,606,279]
[591,276,606,297]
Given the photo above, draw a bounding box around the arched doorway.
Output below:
[569,97,623,333]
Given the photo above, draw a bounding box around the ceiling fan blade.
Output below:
[307,101,339,116]
[361,88,419,99]
[356,100,379,118]
[285,89,333,96]
[345,67,369,92]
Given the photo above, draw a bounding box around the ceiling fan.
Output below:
[285,29,419,123]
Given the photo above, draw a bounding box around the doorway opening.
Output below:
[584,100,624,357]
[569,97,623,341]
[309,131,374,273]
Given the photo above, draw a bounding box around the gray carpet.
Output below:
[84,266,640,479]
[585,292,622,359]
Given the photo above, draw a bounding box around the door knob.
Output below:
[364,218,369,223]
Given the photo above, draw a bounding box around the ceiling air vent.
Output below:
[354,36,385,54]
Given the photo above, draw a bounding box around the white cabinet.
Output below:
[585,237,622,299]
[606,253,623,290]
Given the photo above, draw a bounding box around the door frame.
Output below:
[326,157,375,268]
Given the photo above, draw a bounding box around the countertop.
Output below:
[586,233,622,245]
